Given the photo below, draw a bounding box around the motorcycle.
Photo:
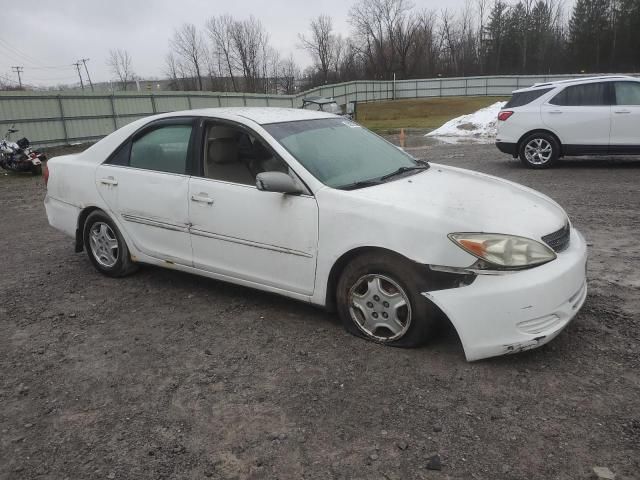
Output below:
[0,127,46,175]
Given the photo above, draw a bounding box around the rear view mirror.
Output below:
[256,172,302,194]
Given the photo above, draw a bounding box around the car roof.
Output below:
[78,107,339,165]
[512,75,639,93]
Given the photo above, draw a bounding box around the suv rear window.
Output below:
[550,83,610,106]
[505,88,552,108]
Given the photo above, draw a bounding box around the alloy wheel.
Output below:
[524,138,553,165]
[89,222,119,268]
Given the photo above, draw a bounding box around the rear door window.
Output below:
[505,88,552,108]
[614,82,640,105]
[550,83,610,106]
[129,125,193,174]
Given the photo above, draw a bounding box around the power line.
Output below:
[0,36,51,67]
[24,65,77,71]
[11,66,23,88]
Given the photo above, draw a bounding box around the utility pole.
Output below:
[80,58,94,92]
[11,66,23,88]
[73,61,85,91]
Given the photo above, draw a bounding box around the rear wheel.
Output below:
[519,132,560,169]
[336,252,438,347]
[83,210,137,277]
[31,164,42,176]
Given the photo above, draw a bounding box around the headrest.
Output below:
[208,126,237,139]
[208,138,238,165]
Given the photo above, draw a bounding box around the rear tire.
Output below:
[83,210,137,277]
[31,164,42,176]
[518,132,560,169]
[336,252,438,348]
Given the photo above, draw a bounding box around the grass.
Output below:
[356,96,508,133]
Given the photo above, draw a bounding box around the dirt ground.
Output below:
[1,141,639,480]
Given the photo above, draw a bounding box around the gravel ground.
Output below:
[1,141,639,480]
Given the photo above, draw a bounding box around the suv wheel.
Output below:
[519,132,560,169]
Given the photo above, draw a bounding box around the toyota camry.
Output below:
[44,108,588,361]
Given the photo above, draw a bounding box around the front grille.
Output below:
[542,223,570,252]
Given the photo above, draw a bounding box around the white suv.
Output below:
[496,75,640,168]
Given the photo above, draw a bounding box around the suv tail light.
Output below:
[43,163,49,186]
[498,111,514,121]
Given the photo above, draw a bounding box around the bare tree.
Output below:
[349,0,418,79]
[299,15,338,84]
[206,15,239,92]
[476,0,489,73]
[164,52,181,90]
[229,16,269,92]
[107,49,134,91]
[277,55,299,94]
[170,23,206,91]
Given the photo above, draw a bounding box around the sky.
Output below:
[0,0,518,88]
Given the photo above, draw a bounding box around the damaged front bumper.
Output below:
[423,228,588,361]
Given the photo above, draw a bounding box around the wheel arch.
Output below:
[75,205,104,252]
[517,129,564,157]
[323,246,473,312]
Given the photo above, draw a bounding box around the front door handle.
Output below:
[614,110,631,114]
[191,194,214,205]
[100,176,118,186]
[548,110,563,114]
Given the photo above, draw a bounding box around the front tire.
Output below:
[336,252,438,348]
[83,210,137,277]
[518,132,560,169]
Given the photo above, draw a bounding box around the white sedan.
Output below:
[44,108,587,361]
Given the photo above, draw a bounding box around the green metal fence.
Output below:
[1,74,637,146]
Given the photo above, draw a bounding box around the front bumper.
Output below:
[423,228,588,361]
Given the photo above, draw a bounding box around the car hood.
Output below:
[345,163,567,240]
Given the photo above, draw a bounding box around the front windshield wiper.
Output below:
[336,179,383,190]
[336,160,430,190]
[378,164,429,182]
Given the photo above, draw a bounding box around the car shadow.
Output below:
[118,264,590,366]
[137,263,342,328]
[556,157,640,168]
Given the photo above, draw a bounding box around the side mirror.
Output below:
[256,171,302,194]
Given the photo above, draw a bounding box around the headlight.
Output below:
[449,233,556,269]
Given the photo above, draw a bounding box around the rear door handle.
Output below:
[548,110,563,114]
[191,194,214,205]
[99,176,118,186]
[614,110,631,114]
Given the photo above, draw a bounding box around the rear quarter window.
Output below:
[505,88,552,108]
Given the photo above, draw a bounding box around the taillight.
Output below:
[498,111,514,121]
[43,163,49,186]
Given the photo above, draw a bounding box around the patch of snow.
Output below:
[426,101,507,141]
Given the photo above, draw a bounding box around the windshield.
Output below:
[264,118,424,188]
